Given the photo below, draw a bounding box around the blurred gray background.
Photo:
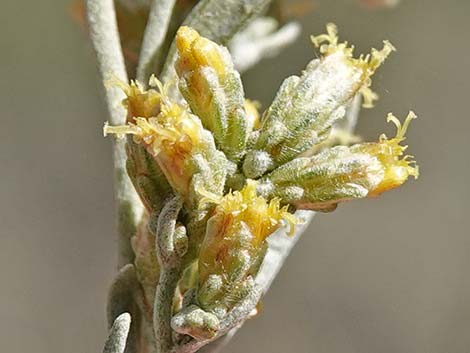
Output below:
[1,0,469,352]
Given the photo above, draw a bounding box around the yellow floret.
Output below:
[104,76,206,195]
[356,111,419,195]
[311,23,396,108]
[105,77,162,120]
[104,76,203,153]
[204,181,299,240]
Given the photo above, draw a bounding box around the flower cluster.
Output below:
[104,24,418,341]
[258,112,419,211]
[104,77,228,207]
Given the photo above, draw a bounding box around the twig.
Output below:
[137,0,177,84]
[86,0,128,125]
[103,313,132,353]
[160,0,275,86]
[86,0,143,267]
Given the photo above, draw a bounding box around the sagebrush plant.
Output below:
[86,1,416,353]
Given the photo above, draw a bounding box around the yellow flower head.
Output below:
[104,76,205,195]
[311,23,395,108]
[203,181,298,241]
[355,111,419,195]
[105,77,162,122]
[175,26,227,77]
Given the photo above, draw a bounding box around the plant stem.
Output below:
[86,0,127,125]
[86,0,143,267]
[137,0,177,85]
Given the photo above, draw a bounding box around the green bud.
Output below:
[243,23,395,178]
[175,26,249,162]
[196,182,296,312]
[259,112,419,211]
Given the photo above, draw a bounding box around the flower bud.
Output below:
[197,181,297,311]
[104,77,228,209]
[175,26,249,162]
[354,112,419,196]
[104,78,173,212]
[259,112,419,211]
[243,23,395,178]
